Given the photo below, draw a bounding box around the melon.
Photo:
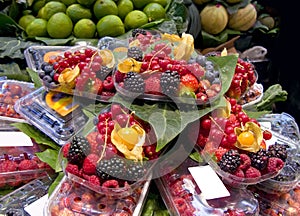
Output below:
[228,4,257,31]
[200,4,228,35]
[193,0,211,5]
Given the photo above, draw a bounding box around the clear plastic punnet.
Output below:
[155,157,259,216]
[44,175,151,216]
[0,79,35,122]
[14,87,88,145]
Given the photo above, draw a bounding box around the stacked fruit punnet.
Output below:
[38,46,116,98]
[114,29,222,104]
[61,103,160,195]
[185,97,286,186]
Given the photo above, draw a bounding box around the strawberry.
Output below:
[180,73,199,92]
[144,73,162,94]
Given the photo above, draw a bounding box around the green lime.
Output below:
[74,18,96,38]
[96,14,125,37]
[151,0,168,7]
[47,12,73,38]
[18,14,35,30]
[93,0,118,20]
[61,0,77,6]
[25,18,48,37]
[37,7,45,18]
[42,1,66,20]
[117,0,134,20]
[131,0,150,9]
[124,10,148,30]
[77,0,96,7]
[32,0,46,15]
[143,3,165,22]
[66,4,92,23]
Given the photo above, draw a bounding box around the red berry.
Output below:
[263,130,272,140]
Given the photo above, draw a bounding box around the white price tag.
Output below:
[188,165,230,200]
[24,195,48,216]
[0,131,33,147]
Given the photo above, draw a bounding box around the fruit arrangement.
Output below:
[60,103,160,197]
[0,144,53,189]
[114,29,222,104]
[17,0,170,39]
[0,80,34,120]
[46,177,149,216]
[238,83,264,109]
[185,97,287,187]
[38,46,116,100]
[156,157,259,215]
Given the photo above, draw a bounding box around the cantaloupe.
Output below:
[228,4,257,31]
[200,4,228,35]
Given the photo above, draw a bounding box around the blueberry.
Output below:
[187,57,196,64]
[43,75,52,83]
[205,70,215,83]
[50,70,55,78]
[212,78,221,84]
[195,55,206,66]
[205,63,214,71]
[38,71,45,79]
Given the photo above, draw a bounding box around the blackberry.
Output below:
[268,143,287,161]
[160,70,180,96]
[248,149,269,171]
[96,66,112,80]
[218,149,241,173]
[96,156,126,180]
[67,135,91,165]
[127,46,143,61]
[126,161,147,182]
[124,71,145,93]
[132,28,147,37]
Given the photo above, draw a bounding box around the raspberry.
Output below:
[144,73,162,95]
[86,131,99,153]
[82,154,99,175]
[18,159,39,170]
[62,143,70,158]
[0,160,18,172]
[0,176,6,188]
[102,179,119,188]
[8,174,22,187]
[244,166,261,178]
[88,175,101,186]
[239,154,251,170]
[173,197,187,213]
[65,163,81,177]
[233,168,245,178]
[215,147,229,162]
[267,157,284,173]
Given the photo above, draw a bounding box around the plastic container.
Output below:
[24,45,70,72]
[0,79,35,122]
[44,175,151,216]
[14,87,89,145]
[240,83,264,110]
[258,112,300,144]
[36,45,116,102]
[59,103,161,198]
[0,174,55,216]
[249,185,300,216]
[155,157,259,216]
[112,30,222,106]
[0,141,54,191]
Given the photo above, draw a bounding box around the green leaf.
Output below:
[35,149,60,172]
[11,122,60,150]
[33,37,75,46]
[0,62,31,81]
[0,13,22,37]
[0,37,42,59]
[26,67,42,88]
[189,151,204,163]
[201,29,241,48]
[244,110,271,119]
[140,19,166,29]
[48,172,64,196]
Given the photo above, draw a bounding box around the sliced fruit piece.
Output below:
[117,58,142,73]
[98,49,115,68]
